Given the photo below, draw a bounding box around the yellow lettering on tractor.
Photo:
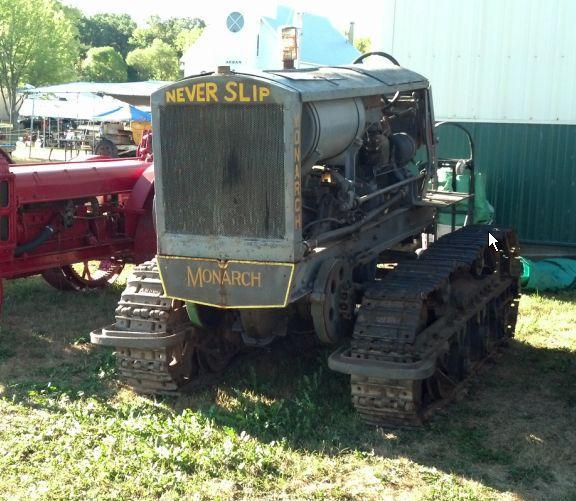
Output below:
[293,116,302,229]
[165,89,176,103]
[251,272,262,288]
[196,83,206,102]
[166,82,271,104]
[206,82,218,102]
[184,86,197,102]
[238,83,250,102]
[241,272,251,287]
[202,269,212,284]
[186,265,263,288]
[259,87,270,101]
[224,82,238,102]
[187,266,202,287]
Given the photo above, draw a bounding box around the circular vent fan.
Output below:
[226,12,244,33]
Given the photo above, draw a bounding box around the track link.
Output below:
[91,259,242,395]
[112,260,195,394]
[347,225,520,426]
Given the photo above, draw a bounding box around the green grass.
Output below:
[0,273,575,499]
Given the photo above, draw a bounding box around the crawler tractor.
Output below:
[92,55,520,426]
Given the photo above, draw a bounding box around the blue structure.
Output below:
[94,104,151,122]
[182,5,359,74]
[262,6,359,67]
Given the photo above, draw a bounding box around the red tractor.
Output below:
[0,135,156,308]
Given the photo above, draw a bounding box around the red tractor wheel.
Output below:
[42,258,125,291]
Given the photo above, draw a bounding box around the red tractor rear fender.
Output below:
[126,165,156,262]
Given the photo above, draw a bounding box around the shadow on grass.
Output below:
[0,276,125,409]
[168,335,576,497]
[1,277,575,497]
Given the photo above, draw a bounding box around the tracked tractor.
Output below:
[92,55,520,426]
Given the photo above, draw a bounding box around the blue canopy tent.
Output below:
[94,104,151,122]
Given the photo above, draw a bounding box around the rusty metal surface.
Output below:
[92,260,241,395]
[42,259,125,291]
[156,256,294,308]
[95,227,521,428]
[96,260,194,394]
[339,225,520,426]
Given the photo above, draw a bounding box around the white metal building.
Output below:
[373,0,576,248]
[374,0,576,125]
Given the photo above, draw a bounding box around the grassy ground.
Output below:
[0,272,574,500]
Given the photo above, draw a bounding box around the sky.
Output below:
[62,0,386,43]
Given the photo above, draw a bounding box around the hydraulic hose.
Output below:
[14,225,55,257]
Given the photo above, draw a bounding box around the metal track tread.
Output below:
[104,259,243,395]
[349,224,521,426]
[111,260,197,395]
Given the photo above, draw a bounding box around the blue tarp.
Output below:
[94,104,151,122]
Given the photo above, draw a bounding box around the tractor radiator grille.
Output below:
[159,104,285,239]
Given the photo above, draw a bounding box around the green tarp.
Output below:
[521,258,576,291]
[437,169,494,225]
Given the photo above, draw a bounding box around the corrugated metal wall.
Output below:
[377,0,576,124]
[437,123,576,245]
[374,0,576,246]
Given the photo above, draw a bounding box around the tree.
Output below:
[175,26,204,54]
[130,16,205,57]
[126,39,181,81]
[78,13,136,58]
[354,37,372,54]
[0,0,79,126]
[81,46,128,82]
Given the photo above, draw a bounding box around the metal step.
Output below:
[417,190,472,207]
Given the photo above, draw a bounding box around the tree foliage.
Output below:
[81,46,127,82]
[0,1,205,126]
[130,16,205,57]
[0,0,79,125]
[78,13,136,58]
[175,27,204,54]
[126,38,181,81]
